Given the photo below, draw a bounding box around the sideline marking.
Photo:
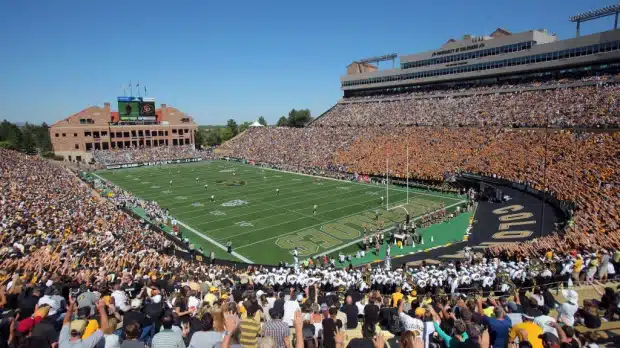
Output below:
[225,162,462,201]
[176,220,254,264]
[92,173,254,264]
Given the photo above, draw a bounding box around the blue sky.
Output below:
[0,0,616,125]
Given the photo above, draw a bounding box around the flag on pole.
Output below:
[144,86,147,96]
[129,80,132,96]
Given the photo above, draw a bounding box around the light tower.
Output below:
[569,4,620,37]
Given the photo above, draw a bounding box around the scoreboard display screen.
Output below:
[118,101,141,121]
[118,97,156,121]
[139,101,156,117]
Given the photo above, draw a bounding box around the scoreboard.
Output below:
[117,97,156,121]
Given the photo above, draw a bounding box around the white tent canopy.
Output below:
[250,120,264,127]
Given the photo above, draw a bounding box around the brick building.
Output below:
[50,102,198,163]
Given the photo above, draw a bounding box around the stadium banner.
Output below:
[105,157,203,170]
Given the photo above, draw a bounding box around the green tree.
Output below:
[258,116,268,126]
[220,127,234,142]
[204,128,222,146]
[34,122,52,152]
[20,125,37,154]
[194,129,205,149]
[0,141,14,149]
[238,121,252,133]
[276,116,288,127]
[226,119,238,136]
[286,109,313,128]
[0,120,23,149]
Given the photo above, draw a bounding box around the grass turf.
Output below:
[94,160,466,265]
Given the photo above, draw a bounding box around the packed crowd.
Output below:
[0,144,619,348]
[93,145,202,166]
[314,84,620,128]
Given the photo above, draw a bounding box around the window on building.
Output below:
[184,129,189,133]
[110,132,115,138]
[172,129,177,134]
[123,132,130,137]
[145,130,150,136]
[93,131,100,138]
[173,139,178,145]
[85,143,93,151]
[165,131,168,136]
[87,119,94,124]
[79,119,86,124]
[74,144,79,149]
[138,130,144,137]
[74,133,77,137]
[102,143,109,150]
[131,130,137,137]
[55,133,59,137]
[62,133,66,137]
[116,132,122,138]
[84,131,92,137]
[94,143,101,150]
[101,131,107,136]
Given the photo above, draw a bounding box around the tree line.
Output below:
[198,109,313,146]
[0,120,53,154]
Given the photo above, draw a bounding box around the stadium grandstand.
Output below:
[1,5,620,348]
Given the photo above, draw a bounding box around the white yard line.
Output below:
[232,196,397,247]
[311,200,466,258]
[226,162,463,201]
[189,184,370,229]
[93,173,254,264]
[176,220,254,263]
[174,180,343,217]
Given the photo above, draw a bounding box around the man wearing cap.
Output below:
[123,298,146,334]
[59,297,108,348]
[204,286,219,306]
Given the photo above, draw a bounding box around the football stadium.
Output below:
[2,3,620,348]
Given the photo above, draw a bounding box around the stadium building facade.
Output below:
[341,28,620,96]
[49,102,197,163]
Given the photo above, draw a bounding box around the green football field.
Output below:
[94,160,466,265]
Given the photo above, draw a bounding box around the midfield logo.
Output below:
[221,200,248,207]
[235,221,254,227]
